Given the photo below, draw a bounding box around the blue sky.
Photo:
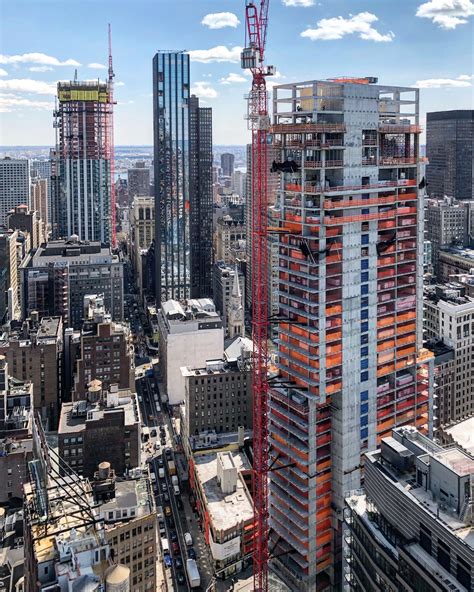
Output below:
[0,0,473,145]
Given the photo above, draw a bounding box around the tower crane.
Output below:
[241,2,274,590]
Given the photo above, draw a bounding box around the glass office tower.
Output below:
[153,51,190,301]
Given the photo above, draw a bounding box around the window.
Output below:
[361,272,369,283]
[362,234,369,245]
[361,259,369,270]
[360,371,369,382]
[360,427,368,439]
[361,284,369,295]
[361,391,368,402]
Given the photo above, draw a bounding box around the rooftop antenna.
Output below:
[74,68,78,83]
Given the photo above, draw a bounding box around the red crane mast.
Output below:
[241,2,274,590]
[107,23,116,248]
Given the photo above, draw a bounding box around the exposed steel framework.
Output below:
[241,2,273,590]
[108,23,116,247]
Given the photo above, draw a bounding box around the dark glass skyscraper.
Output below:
[426,110,473,200]
[153,51,190,301]
[189,95,213,298]
[153,52,213,302]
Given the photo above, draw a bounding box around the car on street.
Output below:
[174,556,183,569]
[161,481,168,491]
[167,517,175,529]
[164,505,172,517]
[157,457,163,467]
[150,429,157,437]
[163,554,172,568]
[165,448,172,459]
[170,531,177,542]
[172,542,180,555]
[176,498,183,510]
[176,571,185,585]
[163,493,170,502]
[187,548,196,560]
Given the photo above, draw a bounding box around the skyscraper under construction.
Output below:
[267,78,434,590]
[52,78,114,244]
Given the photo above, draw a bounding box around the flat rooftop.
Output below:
[99,477,153,526]
[26,240,117,268]
[194,451,253,532]
[444,417,474,456]
[59,392,140,434]
[37,317,61,339]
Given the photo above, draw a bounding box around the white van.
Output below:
[150,472,156,483]
[171,475,179,487]
[158,468,165,479]
[184,532,193,547]
[173,484,180,496]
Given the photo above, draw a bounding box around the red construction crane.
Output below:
[241,2,274,591]
[107,23,116,248]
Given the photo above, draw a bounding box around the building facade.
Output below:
[215,216,245,264]
[220,153,235,177]
[424,284,474,423]
[426,110,474,201]
[52,80,113,242]
[212,261,245,335]
[0,158,30,230]
[72,294,134,399]
[0,315,63,429]
[0,230,21,324]
[153,51,190,301]
[267,78,433,590]
[128,162,151,202]
[344,426,473,592]
[181,338,252,439]
[425,197,468,276]
[191,450,255,579]
[129,196,155,296]
[30,178,49,231]
[58,382,141,477]
[189,95,213,298]
[157,299,224,405]
[8,204,44,250]
[20,238,123,328]
[438,246,474,283]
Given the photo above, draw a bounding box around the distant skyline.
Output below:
[0,0,473,145]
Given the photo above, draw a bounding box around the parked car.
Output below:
[164,505,172,517]
[175,556,183,569]
[170,531,178,542]
[172,541,180,555]
[176,571,185,585]
[163,554,172,568]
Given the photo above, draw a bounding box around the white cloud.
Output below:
[220,73,247,84]
[0,52,80,66]
[189,46,242,63]
[201,12,240,29]
[0,78,56,95]
[0,93,53,110]
[416,74,473,87]
[266,70,286,90]
[191,81,218,99]
[0,68,8,76]
[283,0,315,6]
[301,12,395,42]
[88,62,107,69]
[28,66,54,72]
[416,0,474,29]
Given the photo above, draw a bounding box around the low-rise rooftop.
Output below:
[194,450,253,533]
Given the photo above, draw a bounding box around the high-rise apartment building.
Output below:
[426,110,474,200]
[128,161,150,202]
[220,152,235,177]
[52,79,113,243]
[0,315,63,429]
[0,158,30,230]
[344,426,473,592]
[153,51,190,301]
[189,94,213,298]
[267,78,433,590]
